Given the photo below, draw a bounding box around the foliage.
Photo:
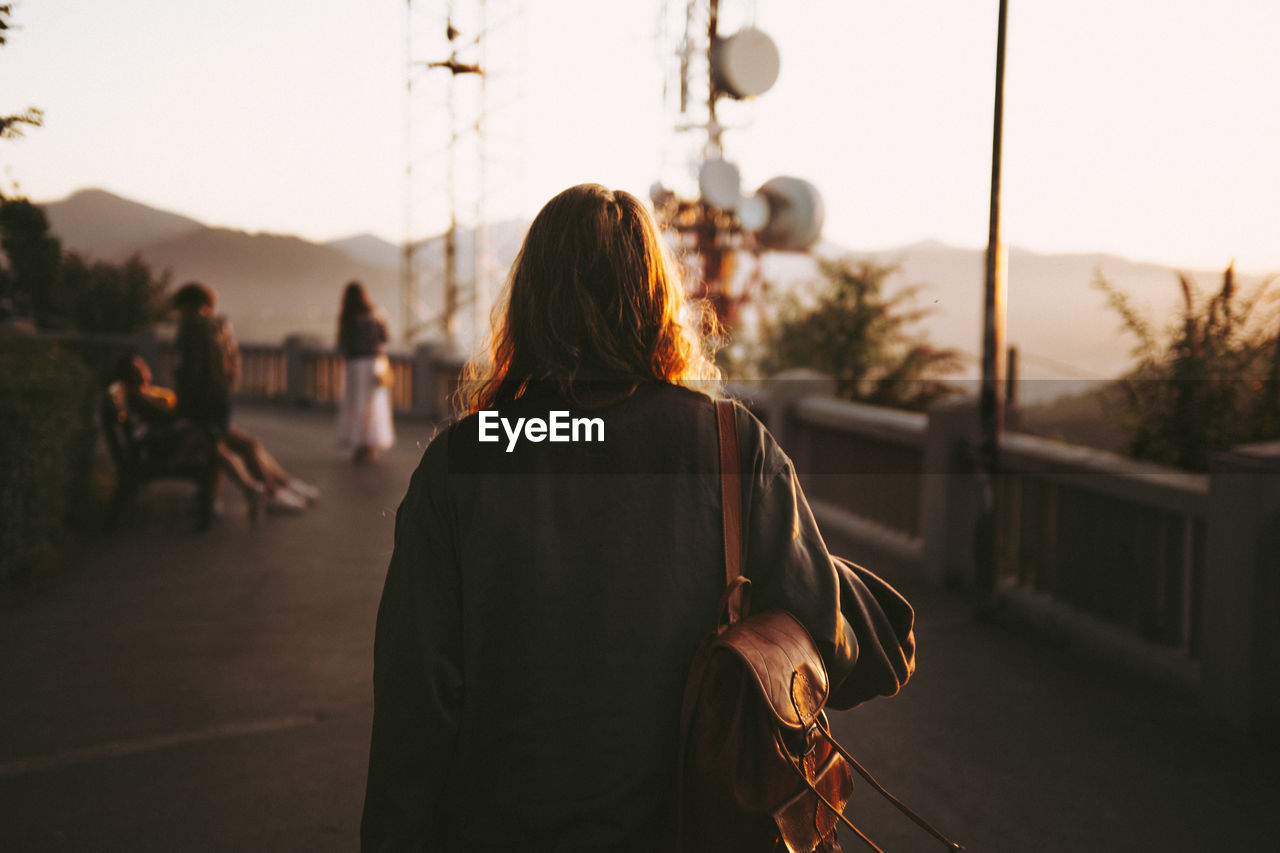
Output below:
[0,198,64,317]
[1016,382,1129,454]
[1096,264,1280,471]
[0,5,44,143]
[61,252,172,333]
[761,257,963,411]
[0,337,96,585]
[0,197,170,333]
[0,106,43,141]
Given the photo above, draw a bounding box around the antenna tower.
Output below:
[653,0,823,333]
[402,0,524,352]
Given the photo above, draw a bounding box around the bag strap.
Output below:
[788,720,966,852]
[715,399,741,584]
[715,399,748,625]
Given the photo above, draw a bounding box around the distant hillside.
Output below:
[325,233,401,270]
[42,189,204,260]
[323,222,531,355]
[762,240,1255,403]
[35,188,1252,403]
[137,228,400,345]
[1016,381,1128,453]
[35,189,539,347]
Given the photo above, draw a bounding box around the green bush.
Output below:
[0,336,96,585]
[1097,265,1279,471]
[761,257,964,411]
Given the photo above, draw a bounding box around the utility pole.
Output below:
[401,0,415,345]
[975,0,1009,611]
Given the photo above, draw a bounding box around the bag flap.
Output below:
[713,610,829,730]
[772,748,853,851]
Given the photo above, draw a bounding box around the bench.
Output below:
[99,383,220,531]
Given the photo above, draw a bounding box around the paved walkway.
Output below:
[1,406,1276,852]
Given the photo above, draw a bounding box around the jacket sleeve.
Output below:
[361,435,463,852]
[739,408,915,712]
[826,555,916,709]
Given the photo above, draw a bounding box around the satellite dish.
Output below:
[711,28,780,99]
[698,158,741,210]
[649,181,674,208]
[737,192,770,231]
[756,177,824,251]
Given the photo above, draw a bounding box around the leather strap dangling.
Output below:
[715,399,746,624]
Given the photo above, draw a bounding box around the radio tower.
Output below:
[402,0,522,351]
[652,0,823,332]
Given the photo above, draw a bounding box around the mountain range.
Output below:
[37,188,1255,402]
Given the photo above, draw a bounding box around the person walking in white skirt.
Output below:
[336,281,395,463]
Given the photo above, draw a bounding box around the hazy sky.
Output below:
[2,0,1277,273]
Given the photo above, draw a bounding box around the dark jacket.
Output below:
[175,313,238,433]
[360,380,915,852]
[340,312,389,359]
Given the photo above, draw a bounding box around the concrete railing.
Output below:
[749,379,1279,734]
[237,337,466,420]
[46,329,467,422]
[744,373,931,582]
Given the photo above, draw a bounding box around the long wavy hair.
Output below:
[337,280,375,348]
[457,183,720,415]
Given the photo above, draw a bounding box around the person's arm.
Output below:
[737,406,915,711]
[128,386,179,425]
[361,435,463,852]
[218,316,242,388]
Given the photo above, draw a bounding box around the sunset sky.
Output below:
[2,0,1277,274]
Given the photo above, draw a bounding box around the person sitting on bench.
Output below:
[114,354,319,517]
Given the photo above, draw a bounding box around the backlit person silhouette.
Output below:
[360,184,915,850]
[169,284,316,516]
[336,281,395,464]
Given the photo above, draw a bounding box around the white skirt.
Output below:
[336,356,396,449]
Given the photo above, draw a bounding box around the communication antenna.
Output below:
[652,0,823,331]
[402,0,523,351]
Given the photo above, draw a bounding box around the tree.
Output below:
[761,257,963,411]
[0,197,170,333]
[64,252,171,334]
[1096,264,1279,470]
[0,198,63,318]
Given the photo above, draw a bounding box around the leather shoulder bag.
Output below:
[675,399,964,853]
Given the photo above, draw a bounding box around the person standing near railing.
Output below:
[336,281,395,464]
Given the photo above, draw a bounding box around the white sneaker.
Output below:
[288,479,321,503]
[266,489,308,513]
